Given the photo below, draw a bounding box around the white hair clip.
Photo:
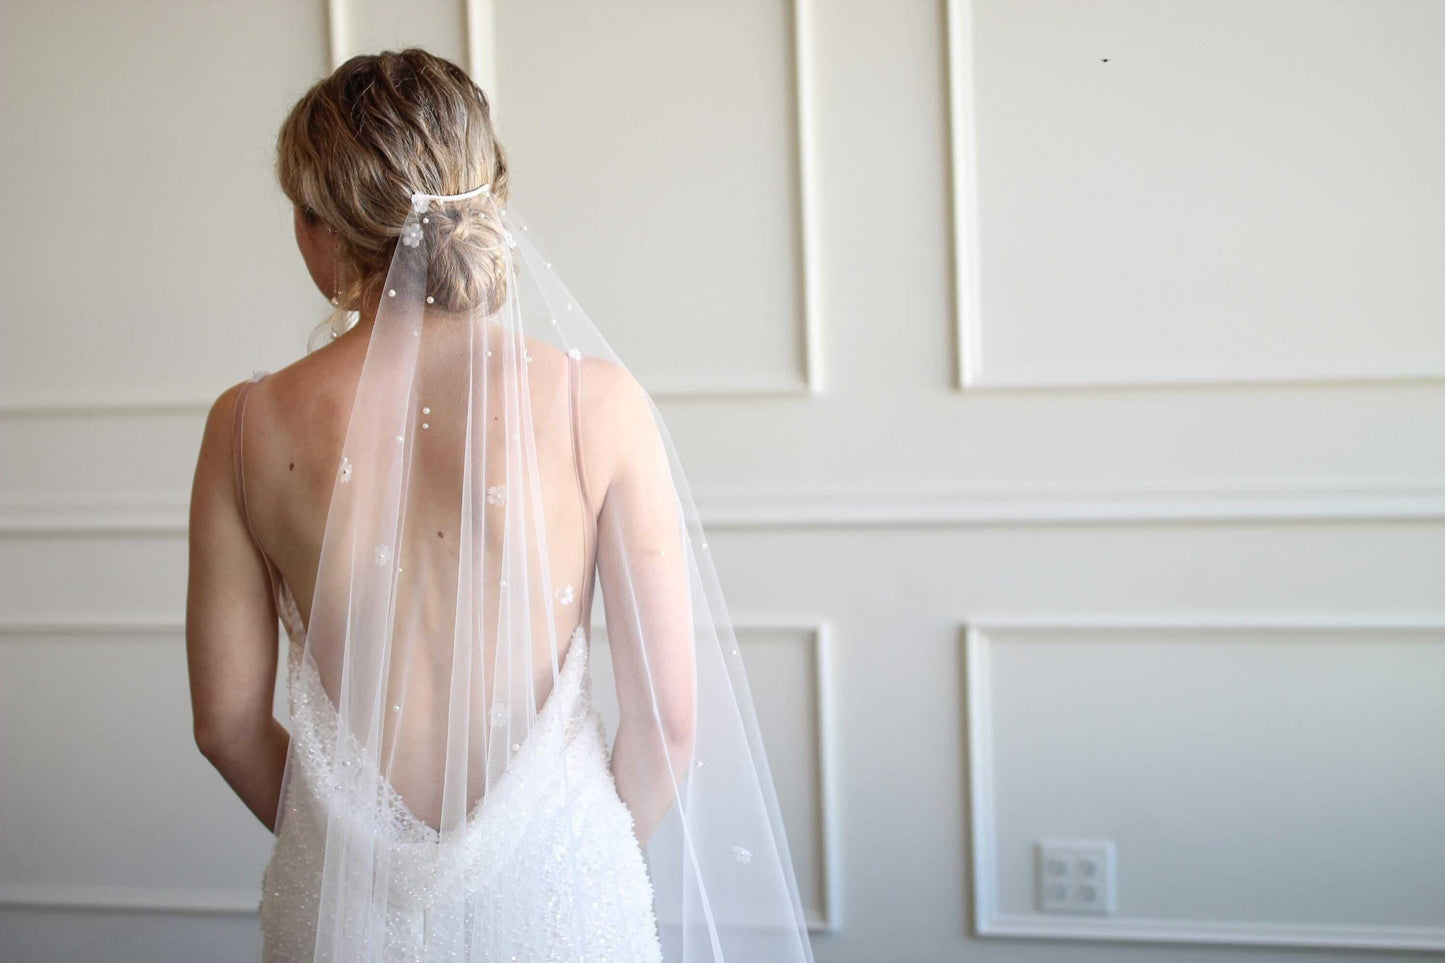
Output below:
[409,183,491,214]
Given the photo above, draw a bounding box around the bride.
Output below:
[185,48,814,962]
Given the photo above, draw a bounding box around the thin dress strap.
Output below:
[567,351,598,619]
[231,376,283,612]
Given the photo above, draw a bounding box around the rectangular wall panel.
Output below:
[0,0,329,408]
[590,621,837,930]
[494,0,816,395]
[952,0,1445,388]
[968,621,1445,950]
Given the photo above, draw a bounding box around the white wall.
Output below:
[2,1,1443,961]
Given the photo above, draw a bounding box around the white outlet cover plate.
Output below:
[1037,838,1117,915]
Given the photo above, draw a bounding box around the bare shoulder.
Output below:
[190,379,252,523]
[196,379,251,476]
[574,354,662,498]
[578,348,642,392]
[253,337,361,431]
[577,353,653,437]
[201,379,247,445]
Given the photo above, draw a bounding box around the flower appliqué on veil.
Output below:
[486,484,506,506]
[338,456,352,483]
[731,846,753,865]
[401,222,423,248]
[374,544,392,568]
[554,584,575,606]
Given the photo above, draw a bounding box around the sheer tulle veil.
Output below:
[268,174,817,961]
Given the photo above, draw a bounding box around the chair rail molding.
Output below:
[5,479,1444,537]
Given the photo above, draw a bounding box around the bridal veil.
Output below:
[269,55,816,963]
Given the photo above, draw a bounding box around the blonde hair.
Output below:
[275,48,510,315]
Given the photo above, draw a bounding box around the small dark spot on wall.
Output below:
[1101,57,1109,63]
[289,462,295,471]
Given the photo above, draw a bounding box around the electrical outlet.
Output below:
[1036,839,1116,914]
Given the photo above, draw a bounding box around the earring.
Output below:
[308,248,359,352]
[324,259,351,336]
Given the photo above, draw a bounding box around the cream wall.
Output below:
[2,1,1443,961]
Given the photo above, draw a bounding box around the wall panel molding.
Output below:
[5,480,1444,537]
[965,618,1445,952]
[286,0,818,401]
[790,0,824,395]
[699,619,841,932]
[945,0,983,391]
[944,0,1445,392]
[482,0,827,397]
[0,366,810,412]
[326,0,345,69]
[0,0,819,410]
[976,914,1445,954]
[0,618,840,934]
[464,0,497,104]
[0,883,260,916]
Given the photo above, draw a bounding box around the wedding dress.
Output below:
[235,184,815,962]
[233,370,663,962]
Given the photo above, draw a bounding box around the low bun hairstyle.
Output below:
[416,196,510,314]
[276,48,510,316]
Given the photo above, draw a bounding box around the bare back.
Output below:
[232,322,614,696]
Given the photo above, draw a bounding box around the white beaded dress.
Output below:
[233,372,664,963]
